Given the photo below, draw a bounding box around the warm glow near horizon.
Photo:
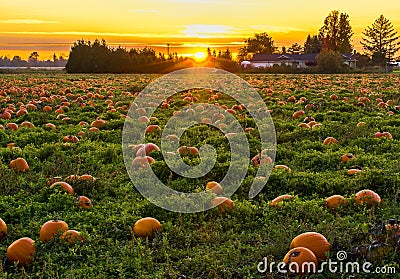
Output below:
[1,0,400,59]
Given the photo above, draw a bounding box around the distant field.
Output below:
[0,73,399,278]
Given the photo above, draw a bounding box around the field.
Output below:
[0,72,399,278]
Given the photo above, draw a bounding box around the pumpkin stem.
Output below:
[54,213,59,222]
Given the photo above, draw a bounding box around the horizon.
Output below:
[1,0,400,60]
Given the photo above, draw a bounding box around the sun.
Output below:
[194,51,206,61]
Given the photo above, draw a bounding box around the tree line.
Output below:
[0,52,67,68]
[239,12,399,69]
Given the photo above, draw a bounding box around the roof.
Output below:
[251,52,356,62]
[252,53,318,62]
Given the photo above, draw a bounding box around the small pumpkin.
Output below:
[210,197,235,212]
[40,216,69,242]
[323,137,339,145]
[270,194,292,208]
[61,230,83,244]
[341,153,356,163]
[273,165,291,172]
[10,157,29,172]
[77,196,92,209]
[374,131,392,139]
[7,237,36,266]
[290,232,331,261]
[283,247,318,274]
[325,195,346,209]
[292,110,305,119]
[6,123,18,131]
[145,124,160,134]
[205,181,223,195]
[133,217,162,238]
[348,168,362,175]
[50,181,74,195]
[0,218,7,240]
[79,174,96,181]
[354,189,381,206]
[91,119,106,129]
[63,135,79,143]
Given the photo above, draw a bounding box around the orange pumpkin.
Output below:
[79,174,96,181]
[290,232,331,261]
[323,137,339,145]
[91,119,106,129]
[325,195,346,208]
[44,123,57,130]
[133,217,162,238]
[341,154,356,163]
[283,247,318,274]
[6,122,18,131]
[145,124,160,134]
[63,135,79,143]
[40,216,69,242]
[210,197,235,212]
[0,218,7,240]
[10,158,29,172]
[77,196,92,209]
[50,181,74,195]
[354,189,381,206]
[61,230,83,244]
[270,194,292,207]
[273,165,291,172]
[20,121,34,128]
[7,237,36,266]
[292,110,305,119]
[206,181,223,195]
[348,168,362,175]
[374,131,392,139]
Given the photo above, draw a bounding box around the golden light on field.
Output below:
[194,51,207,61]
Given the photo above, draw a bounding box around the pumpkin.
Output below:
[46,176,63,186]
[138,116,150,123]
[145,124,160,134]
[177,146,199,156]
[79,174,96,181]
[40,216,69,242]
[61,230,83,244]
[144,143,160,155]
[91,119,106,129]
[273,165,291,172]
[283,247,318,274]
[270,194,293,208]
[323,137,339,145]
[6,122,18,131]
[7,237,36,266]
[330,94,339,101]
[133,217,162,238]
[50,181,74,195]
[325,195,346,208]
[10,157,29,172]
[44,123,57,130]
[211,197,235,212]
[354,189,381,206]
[205,181,223,195]
[290,232,331,261]
[132,156,154,170]
[63,135,79,143]
[292,110,305,119]
[77,196,92,209]
[357,121,366,127]
[374,131,392,139]
[348,168,362,175]
[341,153,356,163]
[20,121,34,128]
[0,218,7,240]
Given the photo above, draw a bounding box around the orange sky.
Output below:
[1,0,400,60]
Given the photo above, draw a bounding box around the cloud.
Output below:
[248,25,307,33]
[0,19,60,24]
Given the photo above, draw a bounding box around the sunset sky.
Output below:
[1,0,400,60]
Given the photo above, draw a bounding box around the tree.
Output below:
[238,32,277,60]
[219,48,232,60]
[361,15,400,66]
[316,49,345,73]
[287,43,303,54]
[304,35,322,53]
[318,10,353,53]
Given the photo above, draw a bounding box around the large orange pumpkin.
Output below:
[0,218,7,240]
[206,181,223,195]
[210,197,235,212]
[9,157,29,172]
[270,194,293,208]
[325,195,346,209]
[40,216,69,242]
[290,232,331,261]
[77,196,92,209]
[7,237,36,266]
[61,230,83,244]
[354,189,381,206]
[50,181,74,195]
[133,217,162,238]
[283,247,318,274]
